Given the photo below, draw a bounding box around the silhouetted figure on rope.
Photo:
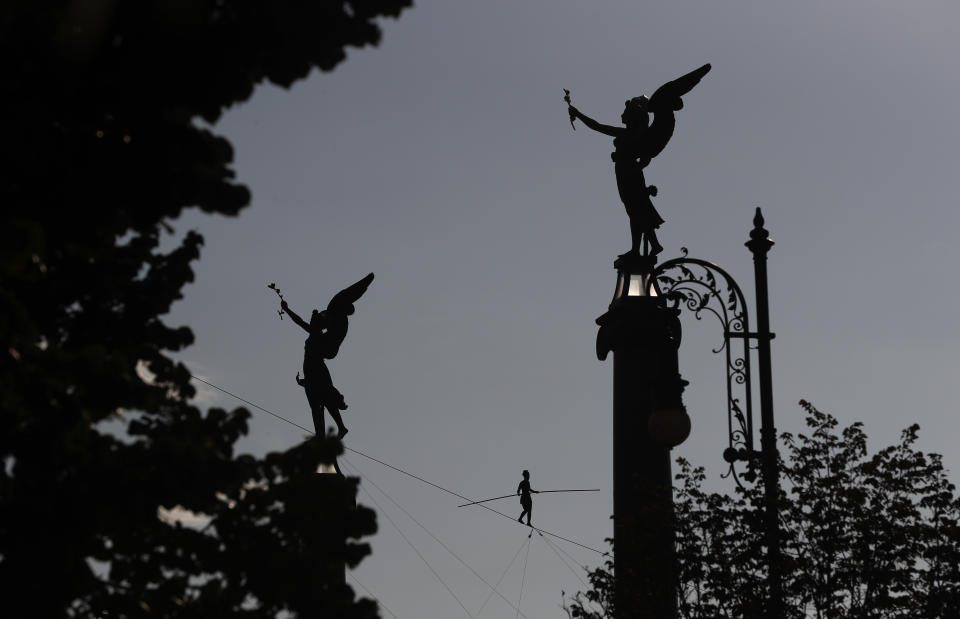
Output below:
[517,470,539,526]
[280,273,374,439]
[566,63,711,259]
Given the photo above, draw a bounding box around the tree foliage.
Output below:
[1,1,411,616]
[564,401,960,618]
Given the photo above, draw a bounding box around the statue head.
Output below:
[621,96,649,127]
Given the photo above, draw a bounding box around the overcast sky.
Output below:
[166,1,960,616]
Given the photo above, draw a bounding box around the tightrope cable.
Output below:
[191,375,314,434]
[345,444,606,556]
[190,374,607,557]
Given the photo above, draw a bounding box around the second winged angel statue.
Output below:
[568,63,711,258]
[281,273,374,439]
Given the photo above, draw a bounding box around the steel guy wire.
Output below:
[343,456,531,619]
[342,458,475,619]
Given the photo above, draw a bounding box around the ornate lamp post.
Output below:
[653,208,781,617]
[567,64,781,617]
[596,252,691,618]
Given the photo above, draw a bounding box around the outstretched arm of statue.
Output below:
[282,301,311,333]
[569,106,622,137]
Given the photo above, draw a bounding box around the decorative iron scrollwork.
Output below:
[654,249,758,486]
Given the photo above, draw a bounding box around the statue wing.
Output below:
[644,63,711,160]
[327,272,375,315]
[649,63,711,113]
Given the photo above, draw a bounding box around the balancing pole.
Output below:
[457,489,599,508]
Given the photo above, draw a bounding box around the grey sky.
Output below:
[168,1,960,616]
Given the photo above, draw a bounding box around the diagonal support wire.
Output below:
[343,459,475,619]
[342,456,531,619]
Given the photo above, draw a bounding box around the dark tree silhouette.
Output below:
[0,1,410,616]
[564,401,960,618]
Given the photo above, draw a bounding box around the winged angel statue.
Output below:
[280,273,374,439]
[568,64,711,258]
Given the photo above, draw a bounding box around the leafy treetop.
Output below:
[564,400,960,618]
[0,1,411,616]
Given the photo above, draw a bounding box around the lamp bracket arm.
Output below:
[653,251,758,481]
